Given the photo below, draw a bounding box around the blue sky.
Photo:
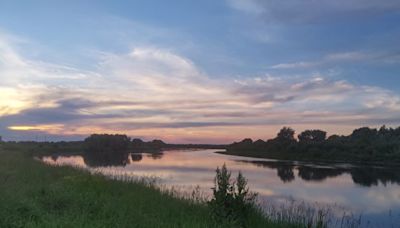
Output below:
[0,0,399,142]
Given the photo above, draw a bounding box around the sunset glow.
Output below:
[8,124,65,132]
[0,1,399,142]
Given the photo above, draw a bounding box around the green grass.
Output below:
[0,143,293,228]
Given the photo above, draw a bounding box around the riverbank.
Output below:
[0,143,294,228]
[226,126,400,166]
[218,150,400,167]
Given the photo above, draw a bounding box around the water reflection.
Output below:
[277,166,295,183]
[131,152,164,162]
[65,150,164,167]
[298,166,343,182]
[41,149,400,227]
[147,152,164,160]
[351,168,400,187]
[239,160,400,187]
[131,154,143,162]
[83,150,130,167]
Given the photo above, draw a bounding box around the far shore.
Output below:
[217,150,400,167]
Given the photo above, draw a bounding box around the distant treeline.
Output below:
[1,135,225,167]
[131,138,226,151]
[84,134,225,152]
[226,126,400,163]
[81,134,226,166]
[83,134,131,166]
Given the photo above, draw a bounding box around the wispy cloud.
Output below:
[269,51,400,69]
[1,32,400,142]
[226,0,400,24]
[226,0,265,15]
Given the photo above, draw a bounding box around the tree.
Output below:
[131,138,144,147]
[351,127,377,140]
[253,139,266,151]
[83,134,131,167]
[298,130,327,143]
[149,139,166,148]
[84,134,130,153]
[227,138,254,152]
[276,127,296,143]
[240,138,253,146]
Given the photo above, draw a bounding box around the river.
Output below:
[42,149,400,227]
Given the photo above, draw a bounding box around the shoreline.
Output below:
[0,143,290,228]
[217,150,400,168]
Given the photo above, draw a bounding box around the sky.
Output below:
[0,0,399,143]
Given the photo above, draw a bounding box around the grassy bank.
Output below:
[0,143,293,228]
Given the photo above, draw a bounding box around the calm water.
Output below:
[42,149,400,227]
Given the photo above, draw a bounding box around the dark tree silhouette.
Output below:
[298,130,327,143]
[277,127,296,142]
[130,138,167,152]
[83,134,131,167]
[350,127,377,141]
[131,138,145,148]
[226,125,400,164]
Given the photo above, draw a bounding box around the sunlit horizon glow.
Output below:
[0,1,399,143]
[8,124,64,132]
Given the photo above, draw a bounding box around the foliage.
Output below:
[226,125,400,164]
[131,138,225,152]
[298,130,327,144]
[84,134,131,167]
[130,138,166,152]
[277,127,296,143]
[84,134,131,153]
[208,164,257,227]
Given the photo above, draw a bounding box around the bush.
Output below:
[208,164,257,227]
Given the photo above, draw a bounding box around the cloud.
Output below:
[1,33,400,142]
[227,0,400,24]
[269,51,400,69]
[270,61,319,70]
[234,76,400,112]
[325,52,370,61]
[226,0,265,14]
[0,36,92,86]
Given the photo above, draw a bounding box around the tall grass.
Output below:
[262,199,362,228]
[0,143,284,228]
[0,142,381,227]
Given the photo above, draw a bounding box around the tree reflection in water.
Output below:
[297,166,344,182]
[83,150,130,167]
[83,134,131,167]
[277,166,295,183]
[82,151,165,167]
[131,153,143,162]
[239,160,400,187]
[148,152,164,160]
[350,168,400,187]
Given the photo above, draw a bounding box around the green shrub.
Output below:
[208,164,257,227]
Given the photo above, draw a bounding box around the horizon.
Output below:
[0,125,396,144]
[1,1,400,143]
